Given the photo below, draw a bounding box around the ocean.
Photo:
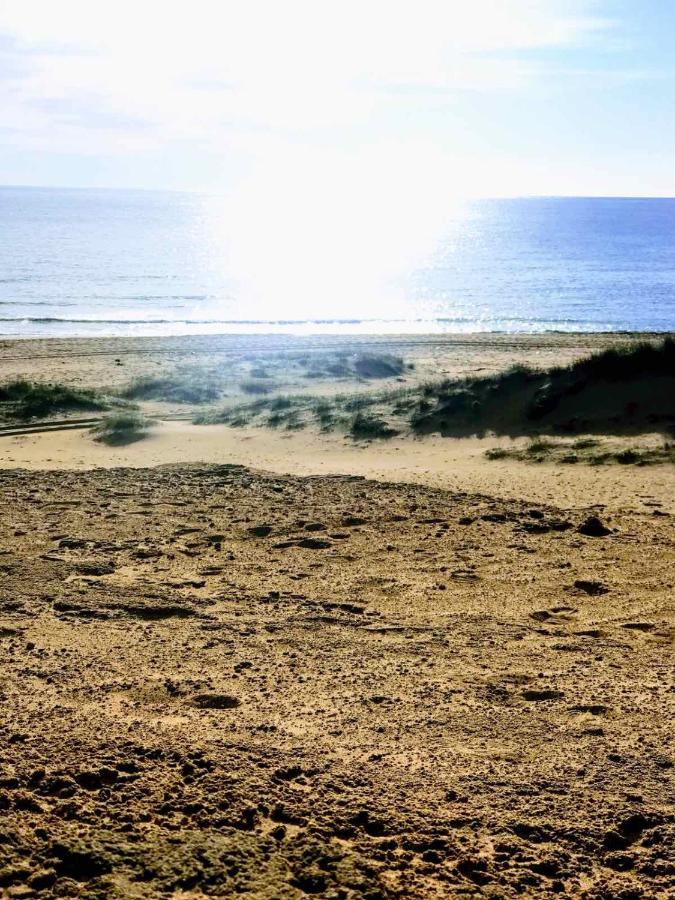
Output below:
[1,187,674,337]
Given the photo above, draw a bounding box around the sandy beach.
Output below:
[4,0,675,895]
[2,332,674,511]
[0,332,673,898]
[0,332,661,391]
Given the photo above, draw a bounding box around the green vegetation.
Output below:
[194,338,675,448]
[484,437,675,466]
[90,411,152,446]
[196,385,407,437]
[120,375,221,404]
[114,350,409,417]
[349,412,399,440]
[410,337,675,438]
[563,336,675,381]
[0,380,110,421]
[240,379,272,395]
[525,437,559,458]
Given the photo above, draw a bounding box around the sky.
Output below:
[0,0,674,199]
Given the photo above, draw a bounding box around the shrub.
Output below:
[120,375,220,404]
[350,412,399,440]
[0,380,108,420]
[91,412,151,446]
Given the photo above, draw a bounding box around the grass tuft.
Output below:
[349,412,399,440]
[484,447,510,460]
[120,375,220,404]
[0,380,109,421]
[90,412,151,446]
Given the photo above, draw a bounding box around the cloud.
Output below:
[0,1,610,155]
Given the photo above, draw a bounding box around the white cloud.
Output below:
[0,1,609,150]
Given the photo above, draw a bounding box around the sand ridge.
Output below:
[3,422,675,517]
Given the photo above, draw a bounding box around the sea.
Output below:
[1,187,674,337]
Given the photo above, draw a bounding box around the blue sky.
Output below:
[0,0,674,197]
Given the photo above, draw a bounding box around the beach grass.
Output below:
[120,374,221,404]
[484,437,675,466]
[90,411,152,445]
[349,411,400,440]
[0,379,111,421]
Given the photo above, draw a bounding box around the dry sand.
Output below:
[0,333,673,898]
[3,423,675,516]
[0,332,663,392]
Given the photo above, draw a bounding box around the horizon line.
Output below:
[1,183,675,201]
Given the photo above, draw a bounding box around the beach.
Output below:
[2,332,674,511]
[0,332,673,898]
[3,0,675,894]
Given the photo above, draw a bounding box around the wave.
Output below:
[0,316,364,324]
[0,301,79,307]
[0,315,587,326]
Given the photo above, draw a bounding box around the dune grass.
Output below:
[410,337,675,438]
[349,412,399,440]
[484,437,675,466]
[562,336,675,381]
[193,338,675,446]
[120,375,221,404]
[195,385,408,434]
[90,411,152,446]
[0,380,110,421]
